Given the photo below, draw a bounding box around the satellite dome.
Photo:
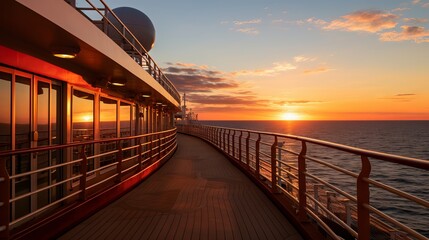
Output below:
[107,7,156,52]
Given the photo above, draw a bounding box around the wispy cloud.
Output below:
[379,26,429,42]
[236,28,260,35]
[229,18,263,35]
[391,7,410,12]
[233,19,262,25]
[303,67,333,74]
[403,17,429,24]
[412,0,421,4]
[324,10,398,33]
[232,62,297,76]
[163,63,239,93]
[186,93,266,106]
[306,17,328,26]
[274,100,323,105]
[380,93,417,102]
[294,55,317,63]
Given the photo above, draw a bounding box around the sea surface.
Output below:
[201,120,429,237]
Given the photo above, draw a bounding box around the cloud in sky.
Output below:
[380,93,417,102]
[294,55,317,63]
[163,63,239,93]
[225,18,262,35]
[186,93,266,106]
[379,26,429,42]
[324,10,398,33]
[236,27,259,35]
[403,18,429,24]
[303,67,333,74]
[232,62,297,76]
[233,19,262,25]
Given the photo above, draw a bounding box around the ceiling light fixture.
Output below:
[51,46,80,59]
[109,78,127,87]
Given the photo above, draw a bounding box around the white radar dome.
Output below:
[107,7,156,52]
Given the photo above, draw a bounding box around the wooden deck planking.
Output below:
[59,134,302,240]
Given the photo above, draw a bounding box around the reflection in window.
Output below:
[72,90,94,142]
[0,71,11,152]
[100,97,117,139]
[37,82,50,147]
[100,97,117,167]
[72,90,94,173]
[120,102,131,137]
[15,75,31,219]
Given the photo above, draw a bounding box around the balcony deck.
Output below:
[59,134,302,240]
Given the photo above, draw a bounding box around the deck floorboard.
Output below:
[59,134,302,240]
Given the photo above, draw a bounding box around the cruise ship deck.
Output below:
[59,134,302,240]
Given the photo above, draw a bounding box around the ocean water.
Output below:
[201,120,429,237]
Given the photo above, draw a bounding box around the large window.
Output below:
[72,90,94,172]
[72,90,94,142]
[100,97,117,139]
[0,71,11,152]
[100,97,117,166]
[120,102,131,137]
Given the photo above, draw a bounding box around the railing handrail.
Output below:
[195,124,429,170]
[178,123,429,240]
[72,0,181,103]
[0,128,176,158]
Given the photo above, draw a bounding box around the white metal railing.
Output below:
[178,124,429,240]
[0,128,177,238]
[68,0,181,103]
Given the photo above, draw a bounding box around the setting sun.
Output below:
[281,112,301,121]
[81,114,93,122]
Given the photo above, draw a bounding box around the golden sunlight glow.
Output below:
[81,114,93,122]
[281,112,301,121]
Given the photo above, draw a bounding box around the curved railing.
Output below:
[0,128,177,239]
[69,0,181,103]
[178,124,429,240]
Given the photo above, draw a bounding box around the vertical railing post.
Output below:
[158,133,162,159]
[246,132,250,168]
[116,140,123,183]
[232,130,236,158]
[0,158,10,239]
[138,137,142,171]
[238,131,243,163]
[227,130,231,155]
[255,133,261,176]
[223,129,226,151]
[271,136,278,192]
[297,140,307,220]
[150,134,154,162]
[80,144,88,200]
[357,155,371,240]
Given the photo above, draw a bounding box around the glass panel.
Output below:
[100,97,117,139]
[100,97,117,166]
[0,71,11,153]
[120,102,131,137]
[37,82,50,208]
[14,75,31,219]
[72,90,94,142]
[120,102,131,158]
[72,90,94,174]
[37,82,49,146]
[51,84,63,202]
